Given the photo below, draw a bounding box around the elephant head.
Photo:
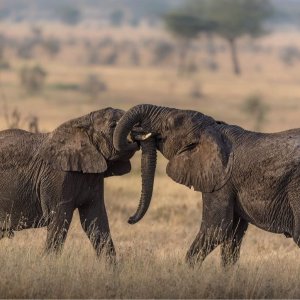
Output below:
[113,104,233,224]
[40,108,137,175]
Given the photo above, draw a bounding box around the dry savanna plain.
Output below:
[1,22,300,298]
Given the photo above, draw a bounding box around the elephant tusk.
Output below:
[134,133,153,141]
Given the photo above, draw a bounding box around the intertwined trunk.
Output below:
[113,104,169,224]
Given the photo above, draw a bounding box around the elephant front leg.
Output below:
[186,224,229,266]
[45,203,74,254]
[186,190,234,266]
[221,216,248,267]
[78,195,116,263]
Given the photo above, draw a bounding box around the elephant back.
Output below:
[0,129,46,170]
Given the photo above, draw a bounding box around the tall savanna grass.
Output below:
[0,163,299,298]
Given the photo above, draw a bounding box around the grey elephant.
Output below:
[0,108,137,260]
[113,103,300,266]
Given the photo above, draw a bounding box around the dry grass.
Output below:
[1,172,299,298]
[0,22,300,298]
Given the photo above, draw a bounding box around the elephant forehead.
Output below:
[166,111,199,129]
[93,108,124,124]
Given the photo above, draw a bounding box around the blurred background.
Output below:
[0,0,300,133]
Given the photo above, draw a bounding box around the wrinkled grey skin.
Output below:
[114,104,300,266]
[0,108,136,260]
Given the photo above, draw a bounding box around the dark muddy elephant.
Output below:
[113,104,300,266]
[0,108,137,260]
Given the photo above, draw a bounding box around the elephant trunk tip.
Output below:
[127,215,142,225]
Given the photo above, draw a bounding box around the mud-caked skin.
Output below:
[0,108,136,259]
[113,104,300,266]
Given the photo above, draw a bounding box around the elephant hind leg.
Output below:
[221,216,248,267]
[286,172,300,246]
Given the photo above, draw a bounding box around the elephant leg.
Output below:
[186,228,218,266]
[45,203,74,254]
[78,184,116,262]
[221,216,248,267]
[286,176,300,246]
[186,190,234,266]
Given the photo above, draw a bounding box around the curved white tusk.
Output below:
[134,132,153,141]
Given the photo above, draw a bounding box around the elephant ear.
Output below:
[166,127,233,193]
[39,116,107,173]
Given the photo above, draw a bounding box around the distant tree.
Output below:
[82,74,107,100]
[58,6,81,25]
[109,9,125,27]
[0,34,5,61]
[197,0,273,75]
[242,94,269,131]
[20,65,47,94]
[165,11,214,73]
[165,0,273,75]
[152,41,174,65]
[42,37,61,57]
[28,115,39,133]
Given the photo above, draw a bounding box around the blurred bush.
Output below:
[0,61,10,70]
[82,74,107,100]
[98,37,114,48]
[242,94,269,131]
[103,48,118,65]
[152,41,175,65]
[16,27,44,59]
[189,82,203,99]
[279,46,300,66]
[0,34,5,61]
[202,59,219,72]
[42,37,61,57]
[109,9,125,27]
[3,105,40,133]
[17,40,35,59]
[20,65,47,93]
[58,6,81,25]
[28,115,39,133]
[5,108,21,129]
[129,48,140,66]
[86,46,101,65]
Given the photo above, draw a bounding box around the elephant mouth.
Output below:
[131,128,161,147]
[110,129,141,161]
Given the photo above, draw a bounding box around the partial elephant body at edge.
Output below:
[0,108,136,260]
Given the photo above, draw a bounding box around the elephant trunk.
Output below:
[128,138,157,224]
[113,104,167,224]
[113,105,145,152]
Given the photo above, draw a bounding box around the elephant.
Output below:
[0,107,137,260]
[113,103,300,266]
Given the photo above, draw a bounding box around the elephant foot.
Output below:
[185,249,203,268]
[105,247,117,265]
[96,239,117,265]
